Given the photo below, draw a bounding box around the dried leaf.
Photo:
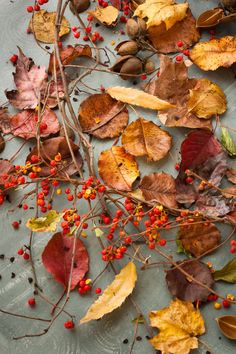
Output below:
[196,193,235,218]
[149,299,205,354]
[134,0,188,30]
[42,232,89,290]
[221,127,236,156]
[88,6,119,26]
[196,8,236,28]
[178,221,221,257]
[226,168,236,184]
[0,160,15,186]
[107,87,174,110]
[26,210,62,232]
[1,109,59,139]
[121,117,172,161]
[166,260,215,302]
[98,146,139,191]
[29,10,70,43]
[213,258,236,283]
[190,36,236,71]
[188,78,227,119]
[216,316,236,340]
[222,187,236,198]
[0,133,5,153]
[80,262,137,324]
[78,93,128,139]
[140,172,177,208]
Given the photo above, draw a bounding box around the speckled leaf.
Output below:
[26,210,62,232]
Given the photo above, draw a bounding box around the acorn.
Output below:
[70,0,90,14]
[59,125,75,141]
[110,55,143,80]
[115,41,139,56]
[126,18,147,39]
[144,59,155,74]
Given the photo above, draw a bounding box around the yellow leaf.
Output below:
[188,78,227,119]
[134,0,188,30]
[26,210,62,232]
[29,10,70,43]
[80,262,137,324]
[107,87,174,110]
[88,6,119,26]
[149,299,205,354]
[190,36,236,71]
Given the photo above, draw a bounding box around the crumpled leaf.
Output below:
[29,10,70,43]
[216,315,236,340]
[149,299,205,354]
[140,172,177,208]
[26,137,83,177]
[80,262,137,324]
[0,160,15,186]
[121,117,172,161]
[190,36,236,71]
[221,127,236,156]
[98,146,139,191]
[188,78,227,119]
[213,258,236,283]
[178,221,221,257]
[148,9,200,54]
[78,93,128,139]
[134,0,188,30]
[221,187,236,198]
[88,6,119,26]
[42,232,89,290]
[196,193,235,218]
[1,109,59,139]
[226,168,236,184]
[26,210,62,232]
[196,8,236,28]
[107,87,174,110]
[166,260,215,302]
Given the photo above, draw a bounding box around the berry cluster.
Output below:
[101,245,127,261]
[17,247,30,260]
[27,0,49,13]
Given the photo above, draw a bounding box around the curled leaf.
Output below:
[121,117,172,161]
[221,127,236,156]
[88,6,119,26]
[26,210,62,232]
[213,258,236,283]
[216,316,236,340]
[98,146,139,191]
[80,262,137,324]
[149,299,205,354]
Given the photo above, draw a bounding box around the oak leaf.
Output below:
[121,117,172,161]
[88,6,119,26]
[26,210,62,232]
[98,146,139,191]
[42,232,89,290]
[149,299,205,354]
[80,262,137,324]
[190,36,236,71]
[29,10,70,43]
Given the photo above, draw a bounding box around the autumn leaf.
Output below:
[178,221,221,257]
[29,10,70,43]
[80,262,137,324]
[1,109,59,139]
[107,87,174,110]
[140,172,177,208]
[88,6,119,26]
[196,193,235,218]
[221,127,236,156]
[0,160,15,186]
[98,146,139,191]
[190,36,236,71]
[188,78,227,119]
[121,117,172,161]
[226,168,236,184]
[213,258,236,283]
[42,232,89,290]
[78,93,128,139]
[149,299,205,354]
[134,0,188,30]
[26,210,62,232]
[166,260,215,302]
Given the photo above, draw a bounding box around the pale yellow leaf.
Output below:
[26,210,62,232]
[80,262,137,324]
[107,87,174,110]
[134,0,188,30]
[88,6,119,26]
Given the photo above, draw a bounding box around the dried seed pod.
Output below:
[144,59,155,73]
[216,315,236,340]
[59,125,76,141]
[137,18,147,34]
[126,18,139,38]
[70,0,90,14]
[110,55,134,73]
[0,133,5,153]
[115,41,139,56]
[222,0,236,10]
[120,57,143,80]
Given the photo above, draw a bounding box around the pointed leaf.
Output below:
[214,258,236,283]
[221,127,236,156]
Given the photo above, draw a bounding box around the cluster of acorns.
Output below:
[111,17,155,80]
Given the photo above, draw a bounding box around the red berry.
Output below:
[116,210,123,218]
[23,253,30,260]
[12,221,20,229]
[10,54,18,64]
[28,298,36,306]
[82,222,88,229]
[95,287,102,294]
[74,32,80,39]
[52,180,59,187]
[85,26,91,33]
[177,41,183,47]
[103,217,110,225]
[186,176,193,184]
[34,4,40,11]
[17,248,24,255]
[98,185,106,193]
[27,6,34,12]
[30,154,39,163]
[222,300,231,308]
[83,35,89,41]
[79,280,86,287]
[72,26,77,32]
[176,55,183,62]
[29,172,37,179]
[140,74,147,80]
[148,242,155,249]
[120,16,127,23]
[65,188,71,194]
[64,320,74,329]
[230,245,236,253]
[38,0,45,5]
[175,163,180,171]
[84,284,91,292]
[125,236,132,244]
[87,15,93,21]
[158,239,166,246]
[183,49,190,56]
[23,204,28,210]
[67,194,74,202]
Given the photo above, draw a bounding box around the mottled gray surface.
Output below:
[0,0,236,353]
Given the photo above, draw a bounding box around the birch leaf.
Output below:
[80,262,137,324]
[107,87,174,110]
[26,210,62,232]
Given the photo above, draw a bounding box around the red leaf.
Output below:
[42,232,89,290]
[0,160,15,186]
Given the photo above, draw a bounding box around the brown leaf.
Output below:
[0,133,5,153]
[121,117,172,161]
[190,36,236,71]
[222,187,236,198]
[196,8,236,28]
[148,10,200,54]
[226,168,236,184]
[178,221,221,257]
[140,172,177,208]
[98,146,139,191]
[78,93,128,139]
[88,6,119,26]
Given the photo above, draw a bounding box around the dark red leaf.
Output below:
[0,159,15,186]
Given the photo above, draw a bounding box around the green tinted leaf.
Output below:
[26,210,62,232]
[214,258,236,283]
[221,127,236,157]
[95,228,104,237]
